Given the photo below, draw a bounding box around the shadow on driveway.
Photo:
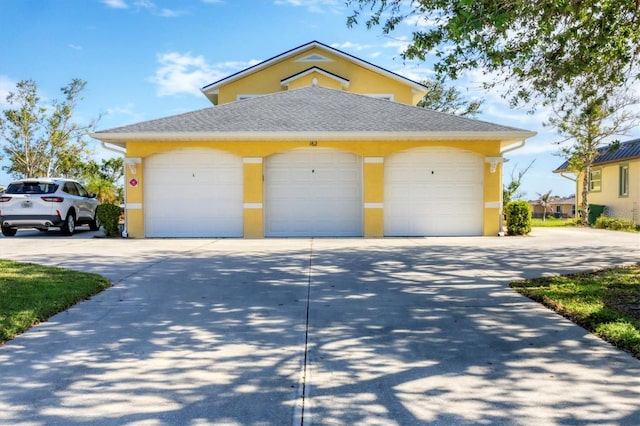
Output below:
[0,229,638,425]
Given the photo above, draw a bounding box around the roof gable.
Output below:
[554,138,640,172]
[201,41,427,103]
[92,86,534,146]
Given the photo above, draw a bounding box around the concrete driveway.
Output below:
[0,228,639,425]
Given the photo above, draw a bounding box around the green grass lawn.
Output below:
[531,218,577,227]
[0,260,110,343]
[511,264,640,359]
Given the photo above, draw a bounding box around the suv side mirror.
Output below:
[88,192,97,199]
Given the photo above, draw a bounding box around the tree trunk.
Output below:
[580,168,589,226]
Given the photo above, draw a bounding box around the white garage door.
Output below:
[265,149,363,237]
[384,148,483,236]
[144,149,243,237]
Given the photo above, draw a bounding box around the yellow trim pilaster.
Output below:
[243,158,264,238]
[483,157,503,236]
[363,157,384,237]
[124,157,144,238]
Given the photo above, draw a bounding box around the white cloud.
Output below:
[102,102,147,126]
[133,0,153,9]
[68,43,82,50]
[148,52,259,97]
[392,64,434,83]
[149,52,214,97]
[158,8,187,17]
[104,0,186,17]
[330,42,373,52]
[274,0,342,14]
[383,37,410,54]
[102,0,128,8]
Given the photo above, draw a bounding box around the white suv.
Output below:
[0,178,99,236]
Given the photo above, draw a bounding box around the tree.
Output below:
[503,159,534,204]
[547,84,640,225]
[0,79,96,179]
[536,190,553,221]
[346,0,640,109]
[82,157,124,204]
[418,79,482,116]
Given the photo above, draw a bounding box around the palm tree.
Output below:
[537,190,553,221]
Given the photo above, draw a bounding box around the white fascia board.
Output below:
[90,130,537,144]
[281,67,349,87]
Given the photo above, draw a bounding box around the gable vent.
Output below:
[296,53,333,62]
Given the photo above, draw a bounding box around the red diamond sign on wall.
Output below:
[129,178,138,187]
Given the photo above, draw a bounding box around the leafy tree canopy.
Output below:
[81,157,124,204]
[418,79,482,116]
[0,79,96,179]
[347,0,640,108]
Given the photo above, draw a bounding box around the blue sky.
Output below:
[2,0,637,198]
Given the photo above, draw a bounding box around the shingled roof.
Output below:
[92,86,535,146]
[554,138,640,172]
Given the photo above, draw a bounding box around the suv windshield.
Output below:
[6,182,58,195]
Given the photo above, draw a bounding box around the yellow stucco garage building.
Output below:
[92,41,536,238]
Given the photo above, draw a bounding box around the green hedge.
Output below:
[96,203,122,237]
[505,201,532,235]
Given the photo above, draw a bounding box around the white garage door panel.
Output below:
[385,148,483,236]
[144,149,243,237]
[265,149,362,237]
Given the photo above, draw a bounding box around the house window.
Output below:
[571,204,576,216]
[619,164,629,197]
[589,169,602,192]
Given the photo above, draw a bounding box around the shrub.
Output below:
[96,203,123,237]
[594,216,636,231]
[505,200,532,235]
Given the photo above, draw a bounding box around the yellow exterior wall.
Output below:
[124,139,504,237]
[576,158,640,223]
[217,47,423,105]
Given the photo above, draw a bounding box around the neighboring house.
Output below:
[91,41,535,238]
[529,195,576,219]
[554,138,640,224]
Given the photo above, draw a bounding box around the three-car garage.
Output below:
[141,147,485,238]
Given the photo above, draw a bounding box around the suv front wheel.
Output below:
[89,213,99,231]
[61,212,76,236]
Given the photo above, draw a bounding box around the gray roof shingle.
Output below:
[554,138,640,172]
[93,86,534,142]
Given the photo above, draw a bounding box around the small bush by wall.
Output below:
[505,201,532,236]
[96,204,123,237]
[594,216,637,231]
